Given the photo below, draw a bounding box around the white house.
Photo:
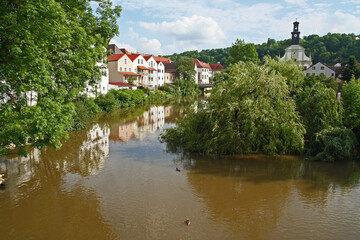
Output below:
[194,59,210,84]
[143,55,159,89]
[305,62,335,79]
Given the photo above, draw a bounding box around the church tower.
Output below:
[291,21,300,45]
[280,20,312,69]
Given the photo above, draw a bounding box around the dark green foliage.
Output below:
[341,56,360,82]
[0,0,121,154]
[342,78,360,137]
[161,61,305,155]
[296,81,343,140]
[95,91,119,112]
[308,127,358,162]
[71,98,102,130]
[175,56,196,82]
[165,33,360,66]
[227,39,259,65]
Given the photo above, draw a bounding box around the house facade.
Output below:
[305,62,335,79]
[194,59,210,84]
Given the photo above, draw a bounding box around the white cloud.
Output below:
[127,27,163,55]
[139,15,226,47]
[138,37,163,55]
[112,0,360,54]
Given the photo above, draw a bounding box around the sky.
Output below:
[105,0,360,55]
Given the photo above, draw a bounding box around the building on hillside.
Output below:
[194,59,210,84]
[280,20,312,69]
[305,62,335,79]
[209,62,225,79]
[164,62,176,84]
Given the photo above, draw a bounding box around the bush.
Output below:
[308,127,359,162]
[94,91,119,112]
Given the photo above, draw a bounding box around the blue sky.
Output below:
[107,0,360,55]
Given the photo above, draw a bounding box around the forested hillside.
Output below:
[163,33,360,66]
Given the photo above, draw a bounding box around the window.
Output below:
[141,59,143,64]
[331,73,334,76]
[124,67,127,72]
[306,73,310,76]
[312,67,316,70]
[321,66,324,70]
[138,59,140,64]
[124,59,127,64]
[312,73,315,75]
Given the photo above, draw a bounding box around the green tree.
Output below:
[227,39,259,65]
[341,56,360,82]
[161,61,305,155]
[342,77,360,137]
[296,81,343,140]
[175,56,196,82]
[0,0,121,155]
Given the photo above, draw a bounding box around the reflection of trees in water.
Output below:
[0,182,115,239]
[0,123,110,196]
[171,152,360,238]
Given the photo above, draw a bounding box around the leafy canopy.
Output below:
[161,60,305,155]
[227,39,260,65]
[341,56,360,82]
[0,0,121,155]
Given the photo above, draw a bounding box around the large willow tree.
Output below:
[161,61,305,155]
[0,0,121,154]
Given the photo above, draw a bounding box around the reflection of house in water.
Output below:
[110,121,136,143]
[110,106,166,142]
[78,124,110,175]
[0,124,111,194]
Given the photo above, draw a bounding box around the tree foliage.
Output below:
[175,56,196,82]
[227,39,259,65]
[0,0,121,154]
[165,33,360,66]
[341,56,360,82]
[307,127,358,162]
[161,61,305,155]
[342,77,360,137]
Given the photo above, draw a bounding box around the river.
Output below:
[1,100,360,240]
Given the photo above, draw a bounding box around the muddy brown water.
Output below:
[1,102,360,240]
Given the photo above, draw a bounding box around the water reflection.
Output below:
[1,98,360,240]
[171,153,360,239]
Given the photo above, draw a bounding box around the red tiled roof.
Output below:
[149,67,157,71]
[137,66,149,70]
[209,63,225,71]
[143,55,153,61]
[128,54,142,62]
[119,72,140,76]
[153,56,173,64]
[108,54,125,61]
[109,82,137,87]
[194,59,210,68]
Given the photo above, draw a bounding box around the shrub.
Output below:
[308,127,359,162]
